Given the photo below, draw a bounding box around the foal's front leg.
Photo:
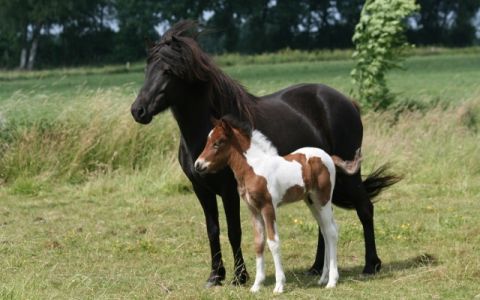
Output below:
[249,211,266,293]
[262,203,286,293]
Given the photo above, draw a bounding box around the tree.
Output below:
[114,0,160,61]
[351,0,419,110]
[409,0,480,46]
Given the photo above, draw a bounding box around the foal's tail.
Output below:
[332,148,363,175]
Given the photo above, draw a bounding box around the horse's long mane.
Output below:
[221,115,278,156]
[149,20,256,123]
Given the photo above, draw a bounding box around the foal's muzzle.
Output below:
[194,159,209,175]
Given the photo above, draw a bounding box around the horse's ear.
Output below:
[210,116,220,125]
[144,37,154,52]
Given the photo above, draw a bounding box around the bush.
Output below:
[351,0,419,110]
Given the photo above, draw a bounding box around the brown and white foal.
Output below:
[194,117,361,293]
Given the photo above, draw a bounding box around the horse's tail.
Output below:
[363,164,402,201]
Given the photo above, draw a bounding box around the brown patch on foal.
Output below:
[281,185,305,205]
[307,157,332,206]
[284,153,313,189]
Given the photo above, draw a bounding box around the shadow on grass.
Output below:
[260,253,438,290]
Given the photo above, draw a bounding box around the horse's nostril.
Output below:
[138,106,146,118]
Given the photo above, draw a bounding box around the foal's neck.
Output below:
[227,149,255,186]
[227,131,279,184]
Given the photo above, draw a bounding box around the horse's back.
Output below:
[260,83,362,159]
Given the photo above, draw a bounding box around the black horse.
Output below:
[131,21,399,287]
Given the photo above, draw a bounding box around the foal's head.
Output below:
[194,116,252,175]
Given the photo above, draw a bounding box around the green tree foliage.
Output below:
[0,0,479,69]
[114,0,160,61]
[409,0,480,46]
[351,0,419,110]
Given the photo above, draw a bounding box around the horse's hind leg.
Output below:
[346,173,382,274]
[307,228,325,275]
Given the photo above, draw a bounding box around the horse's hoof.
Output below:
[205,276,223,288]
[205,267,226,288]
[362,259,382,275]
[231,270,249,285]
[305,265,322,276]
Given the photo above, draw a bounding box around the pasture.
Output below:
[1,51,480,299]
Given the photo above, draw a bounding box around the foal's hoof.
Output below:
[273,284,284,294]
[231,270,249,285]
[362,259,382,275]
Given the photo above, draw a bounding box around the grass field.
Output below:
[1,51,480,299]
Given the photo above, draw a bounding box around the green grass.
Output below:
[1,50,480,298]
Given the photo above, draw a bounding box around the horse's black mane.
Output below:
[221,114,253,138]
[149,20,256,124]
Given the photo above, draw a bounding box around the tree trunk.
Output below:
[18,27,29,70]
[27,25,41,70]
[27,37,39,70]
[19,48,28,69]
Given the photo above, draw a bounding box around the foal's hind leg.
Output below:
[306,195,339,288]
[261,203,286,293]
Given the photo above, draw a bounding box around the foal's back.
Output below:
[247,145,336,207]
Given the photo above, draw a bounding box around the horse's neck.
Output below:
[171,81,252,157]
[170,95,212,157]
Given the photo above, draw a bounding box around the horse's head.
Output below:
[131,21,210,124]
[194,116,252,175]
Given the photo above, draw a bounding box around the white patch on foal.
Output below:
[245,130,305,206]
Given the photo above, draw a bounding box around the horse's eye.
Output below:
[164,69,172,75]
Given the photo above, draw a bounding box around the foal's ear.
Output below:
[220,119,234,137]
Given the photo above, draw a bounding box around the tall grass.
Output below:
[0,95,479,298]
[1,89,479,195]
[0,89,188,194]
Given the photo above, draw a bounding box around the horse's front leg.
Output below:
[192,183,226,287]
[221,183,249,285]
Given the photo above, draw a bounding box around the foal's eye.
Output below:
[213,141,222,149]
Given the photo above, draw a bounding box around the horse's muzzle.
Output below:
[131,105,152,124]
